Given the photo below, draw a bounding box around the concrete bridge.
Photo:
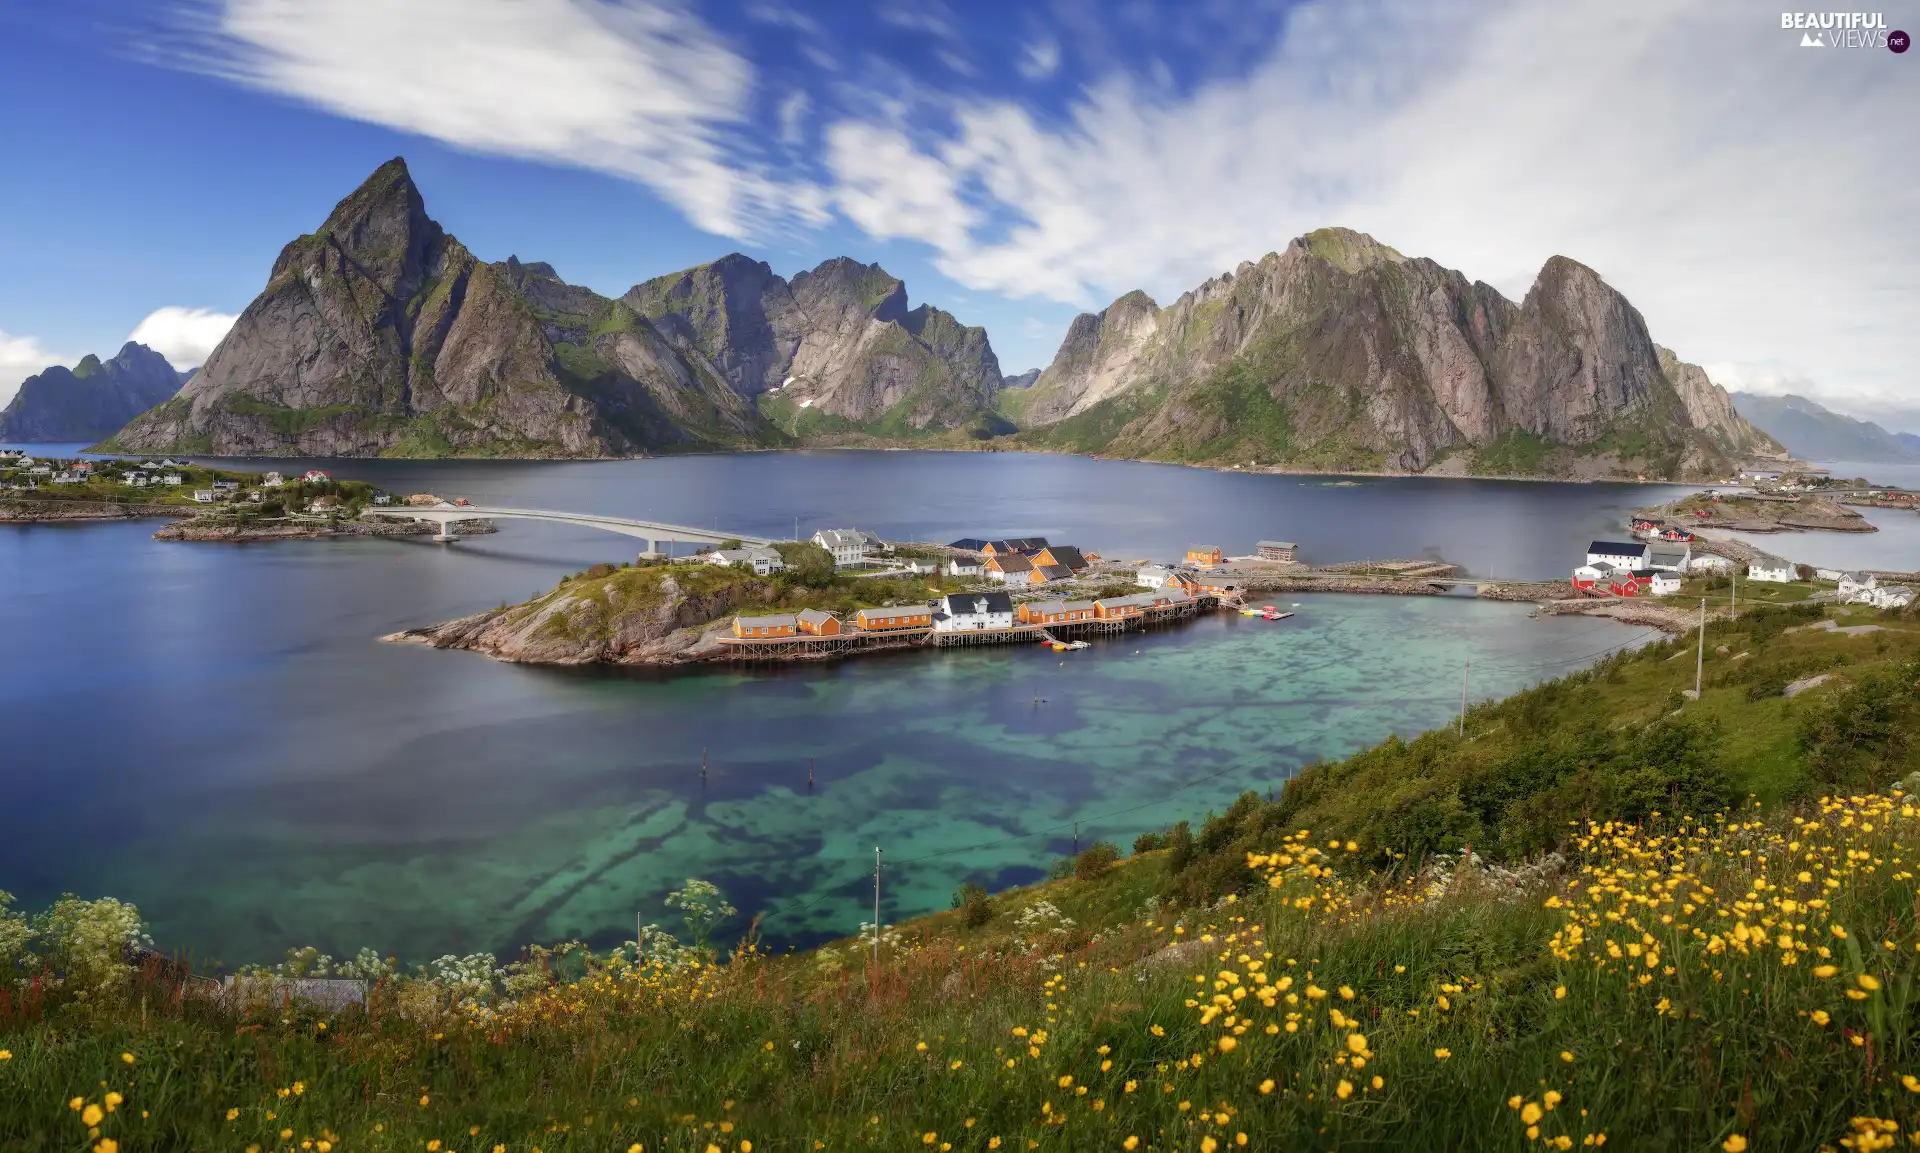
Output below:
[358,504,775,557]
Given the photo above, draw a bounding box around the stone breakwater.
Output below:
[154,519,497,543]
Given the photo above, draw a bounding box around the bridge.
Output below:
[358,505,775,557]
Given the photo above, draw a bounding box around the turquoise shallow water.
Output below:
[52,593,1642,963]
[0,451,1665,964]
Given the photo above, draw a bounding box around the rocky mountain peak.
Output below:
[1295,227,1408,273]
[791,257,908,324]
[290,156,442,295]
[1,343,185,442]
[72,353,103,378]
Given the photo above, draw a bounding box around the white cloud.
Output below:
[818,0,1920,404]
[0,329,67,410]
[189,0,825,236]
[128,307,238,369]
[1017,36,1061,80]
[776,90,811,148]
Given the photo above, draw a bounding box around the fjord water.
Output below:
[2,450,1673,965]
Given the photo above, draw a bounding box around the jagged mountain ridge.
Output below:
[103,159,1003,457]
[1011,228,1779,478]
[624,254,1004,437]
[0,343,184,442]
[1729,391,1920,464]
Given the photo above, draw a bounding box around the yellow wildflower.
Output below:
[1218,1036,1237,1053]
[1336,1080,1353,1100]
[1521,1102,1544,1125]
[1723,1137,1748,1153]
[1435,1049,1452,1059]
[82,1104,105,1127]
[1858,973,1882,991]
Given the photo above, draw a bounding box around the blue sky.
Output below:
[1,0,1915,428]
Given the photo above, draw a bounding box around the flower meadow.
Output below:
[4,787,1920,1151]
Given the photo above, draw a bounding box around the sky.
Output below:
[0,0,1914,429]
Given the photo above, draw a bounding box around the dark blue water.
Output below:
[1,450,1675,965]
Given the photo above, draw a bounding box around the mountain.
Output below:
[1008,228,1780,479]
[105,159,776,458]
[0,343,184,442]
[1002,369,1041,389]
[624,254,1006,439]
[1729,392,1920,464]
[103,160,1006,457]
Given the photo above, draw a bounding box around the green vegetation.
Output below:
[223,397,359,439]
[1469,430,1552,477]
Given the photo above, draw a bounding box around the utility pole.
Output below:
[701,747,707,783]
[872,847,883,974]
[1731,568,1737,617]
[1695,597,1706,699]
[808,757,814,790]
[1073,822,1079,856]
[1458,659,1470,735]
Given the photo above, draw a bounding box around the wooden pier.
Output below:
[714,596,1219,662]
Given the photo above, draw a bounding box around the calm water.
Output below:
[1,450,1673,965]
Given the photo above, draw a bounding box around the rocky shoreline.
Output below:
[153,518,496,543]
[0,499,192,523]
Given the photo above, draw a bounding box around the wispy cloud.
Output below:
[1017,36,1061,80]
[818,0,1919,404]
[0,329,67,410]
[178,0,825,237]
[128,307,237,369]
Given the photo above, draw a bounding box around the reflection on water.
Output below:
[0,451,1665,964]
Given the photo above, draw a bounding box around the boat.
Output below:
[1239,607,1264,617]
[1262,609,1295,621]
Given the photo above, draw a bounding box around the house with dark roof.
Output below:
[985,552,1034,582]
[933,591,1015,633]
[1032,545,1088,571]
[948,538,990,552]
[1029,563,1076,583]
[1585,541,1648,571]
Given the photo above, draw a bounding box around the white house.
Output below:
[191,490,216,503]
[372,493,392,506]
[1586,541,1648,571]
[262,472,285,487]
[303,469,332,484]
[1747,555,1794,583]
[1871,585,1915,609]
[1838,572,1878,604]
[52,471,84,484]
[857,529,891,555]
[212,479,240,492]
[1815,567,1846,583]
[1571,564,1608,590]
[160,474,182,486]
[1644,545,1691,573]
[903,560,937,575]
[1136,564,1175,588]
[1649,572,1682,596]
[701,546,788,576]
[933,591,1015,633]
[812,528,870,570]
[947,557,984,579]
[1686,554,1731,573]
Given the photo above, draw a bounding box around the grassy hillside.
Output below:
[7,601,1920,1150]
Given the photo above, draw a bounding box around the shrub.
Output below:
[774,542,837,588]
[1132,831,1164,854]
[1164,820,1194,875]
[1073,841,1120,881]
[951,882,992,928]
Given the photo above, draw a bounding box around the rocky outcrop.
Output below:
[103,159,768,458]
[628,254,1005,433]
[1002,368,1041,389]
[1655,348,1783,459]
[386,567,780,666]
[0,343,183,441]
[1015,228,1777,479]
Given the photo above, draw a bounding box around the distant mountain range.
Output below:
[94,157,1779,480]
[1729,392,1920,464]
[0,343,185,441]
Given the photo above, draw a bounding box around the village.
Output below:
[1566,503,1914,611]
[0,449,390,517]
[715,534,1290,658]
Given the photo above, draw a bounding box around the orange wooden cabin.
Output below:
[733,613,797,638]
[855,606,932,631]
[795,608,842,635]
[1018,599,1096,625]
[1186,546,1223,566]
[1093,594,1152,619]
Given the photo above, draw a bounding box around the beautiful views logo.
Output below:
[1781,11,1905,48]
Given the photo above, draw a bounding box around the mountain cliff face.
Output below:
[1012,228,1776,479]
[1,343,183,441]
[104,160,767,458]
[626,254,1004,436]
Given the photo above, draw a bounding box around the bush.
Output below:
[1164,820,1194,875]
[1073,841,1120,882]
[1132,831,1164,854]
[774,542,837,588]
[951,882,992,928]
